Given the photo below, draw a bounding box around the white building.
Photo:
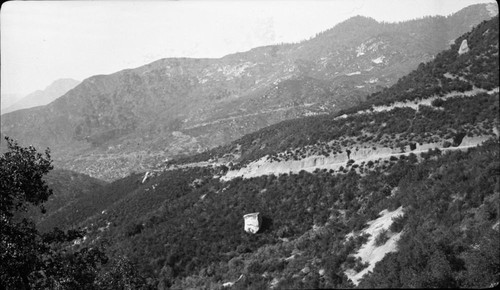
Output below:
[243,212,261,234]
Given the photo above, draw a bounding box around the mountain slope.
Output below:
[173,15,499,169]
[2,78,80,114]
[1,4,496,181]
[34,15,500,289]
[42,140,500,288]
[20,168,108,232]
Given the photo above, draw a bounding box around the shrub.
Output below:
[354,259,369,272]
[390,215,407,233]
[125,222,144,237]
[374,229,390,246]
[344,256,356,269]
[276,225,293,238]
[431,98,445,107]
[247,260,264,274]
[356,233,370,247]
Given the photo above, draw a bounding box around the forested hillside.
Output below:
[23,169,107,232]
[27,15,500,289]
[1,4,496,181]
[173,16,499,168]
[41,138,499,288]
[366,14,498,106]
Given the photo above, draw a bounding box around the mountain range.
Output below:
[1,78,80,115]
[1,3,497,181]
[26,13,500,289]
[0,93,23,114]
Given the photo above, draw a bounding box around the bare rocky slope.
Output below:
[1,3,496,181]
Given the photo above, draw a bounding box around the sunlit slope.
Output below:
[1,4,496,181]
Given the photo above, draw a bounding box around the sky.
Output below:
[1,0,496,96]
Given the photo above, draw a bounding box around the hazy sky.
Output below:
[1,0,496,95]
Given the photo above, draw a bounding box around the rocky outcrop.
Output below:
[458,39,470,55]
[141,172,150,183]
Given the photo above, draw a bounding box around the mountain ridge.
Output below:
[2,78,80,115]
[170,15,498,173]
[27,13,499,289]
[1,4,496,181]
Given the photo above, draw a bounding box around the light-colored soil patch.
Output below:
[221,136,491,181]
[345,207,405,285]
[335,87,499,120]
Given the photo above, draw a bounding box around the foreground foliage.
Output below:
[0,137,148,289]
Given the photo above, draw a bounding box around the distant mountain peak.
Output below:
[344,15,378,23]
[1,7,496,181]
[2,78,80,114]
[330,15,379,32]
[50,78,80,86]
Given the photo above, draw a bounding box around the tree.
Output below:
[460,229,500,287]
[0,137,53,217]
[0,137,109,289]
[1,137,55,288]
[95,256,148,289]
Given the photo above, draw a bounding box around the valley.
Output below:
[1,3,499,289]
[1,4,496,181]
